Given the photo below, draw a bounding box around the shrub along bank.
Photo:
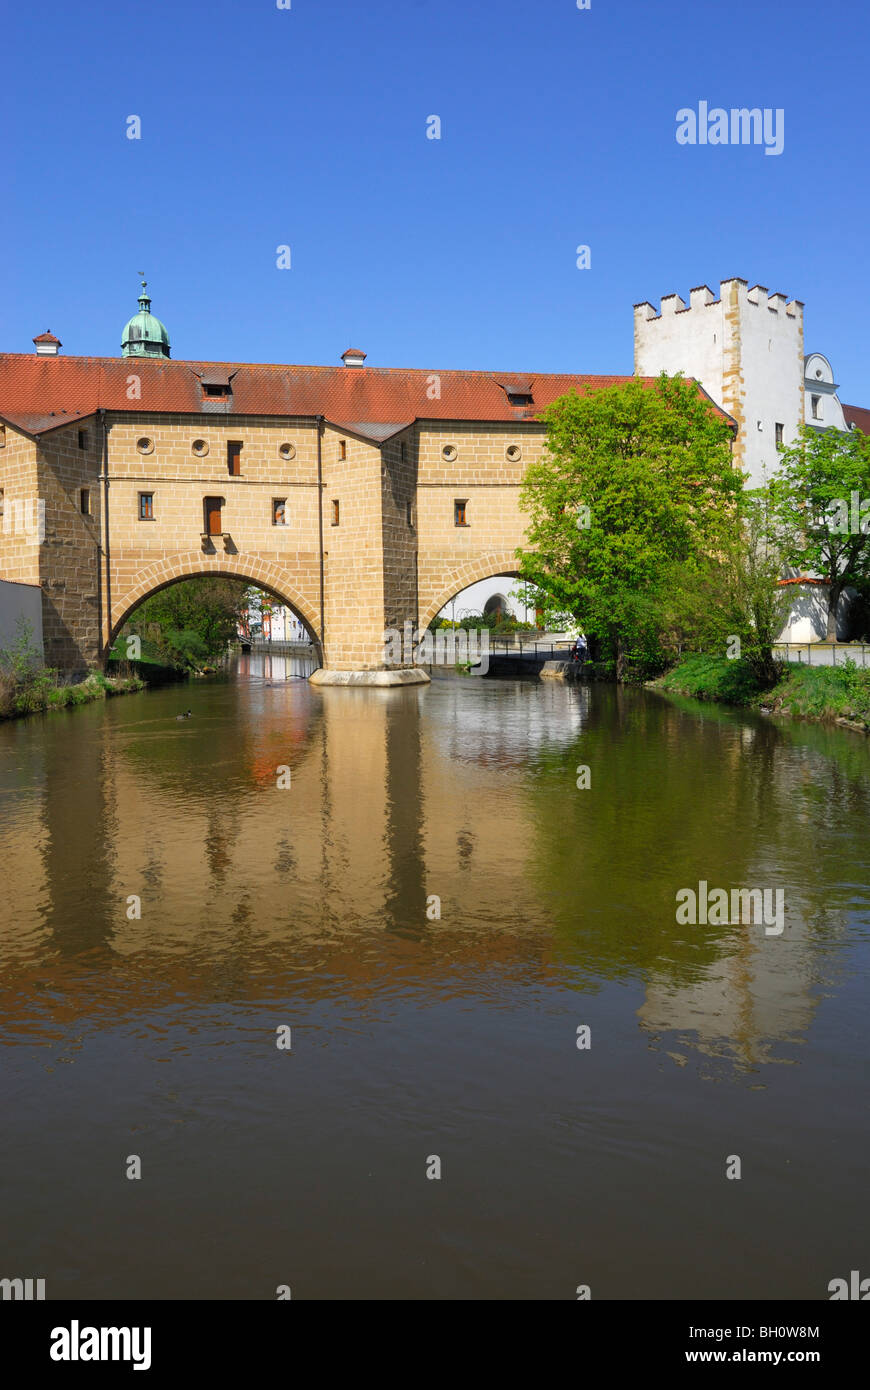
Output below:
[652,653,870,732]
[0,669,145,721]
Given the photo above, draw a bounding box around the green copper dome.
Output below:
[121,280,171,358]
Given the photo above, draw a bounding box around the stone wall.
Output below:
[2,409,545,675]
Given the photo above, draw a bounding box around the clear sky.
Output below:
[3,0,868,402]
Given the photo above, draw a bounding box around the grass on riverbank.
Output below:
[0,669,146,721]
[652,653,870,730]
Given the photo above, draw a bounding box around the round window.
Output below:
[441,443,458,462]
[192,439,209,457]
[279,442,296,461]
[136,437,154,455]
[506,444,522,462]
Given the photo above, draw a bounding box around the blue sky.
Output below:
[3,0,868,402]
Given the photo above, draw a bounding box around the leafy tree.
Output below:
[770,424,870,641]
[665,490,791,685]
[118,577,250,670]
[516,374,740,678]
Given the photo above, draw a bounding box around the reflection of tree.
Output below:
[525,686,863,1062]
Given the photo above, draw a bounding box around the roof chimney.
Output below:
[341,348,366,367]
[33,330,61,356]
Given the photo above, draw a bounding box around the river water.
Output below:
[1,662,868,1299]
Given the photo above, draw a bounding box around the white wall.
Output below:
[0,578,44,661]
[803,353,850,431]
[635,280,804,489]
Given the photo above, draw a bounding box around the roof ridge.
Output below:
[0,350,636,379]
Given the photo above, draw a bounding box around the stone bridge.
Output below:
[0,352,640,681]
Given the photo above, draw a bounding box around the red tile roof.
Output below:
[32,331,61,345]
[0,353,727,438]
[844,404,870,434]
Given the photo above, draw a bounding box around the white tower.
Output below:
[634,279,804,488]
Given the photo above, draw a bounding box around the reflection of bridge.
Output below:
[0,349,666,681]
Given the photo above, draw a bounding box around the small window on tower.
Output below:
[78,429,87,450]
[272,498,287,526]
[80,488,91,515]
[0,425,6,447]
[331,499,340,526]
[338,439,347,460]
[775,423,784,445]
[139,492,154,520]
[454,498,468,527]
[227,441,242,476]
[811,395,822,420]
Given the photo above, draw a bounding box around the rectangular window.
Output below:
[78,429,87,450]
[0,488,4,518]
[205,496,223,536]
[338,439,347,460]
[139,492,154,520]
[775,422,784,445]
[272,498,287,526]
[406,501,413,526]
[227,441,242,476]
[507,393,533,407]
[204,384,230,398]
[454,498,468,526]
[811,395,822,420]
[331,499,340,526]
[0,424,6,447]
[80,488,90,515]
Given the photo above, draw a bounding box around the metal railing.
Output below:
[487,638,576,660]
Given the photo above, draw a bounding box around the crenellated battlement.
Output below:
[633,276,805,490]
[634,278,803,326]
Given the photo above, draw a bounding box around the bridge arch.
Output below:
[418,550,522,630]
[108,551,322,659]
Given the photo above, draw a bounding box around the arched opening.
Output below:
[108,555,322,669]
[418,552,527,631]
[108,572,322,679]
[483,592,511,620]
[424,569,538,633]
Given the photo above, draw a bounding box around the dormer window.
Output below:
[198,368,235,403]
[497,377,535,408]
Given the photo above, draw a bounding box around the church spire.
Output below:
[121,273,171,359]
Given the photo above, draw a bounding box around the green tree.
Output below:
[770,423,870,641]
[517,374,740,678]
[118,577,250,670]
[666,489,791,684]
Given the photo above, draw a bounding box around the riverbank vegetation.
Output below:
[518,375,870,689]
[0,621,144,721]
[652,653,870,731]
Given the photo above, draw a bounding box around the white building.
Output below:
[803,353,850,432]
[634,278,805,489]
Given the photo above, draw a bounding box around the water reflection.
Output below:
[1,672,869,1297]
